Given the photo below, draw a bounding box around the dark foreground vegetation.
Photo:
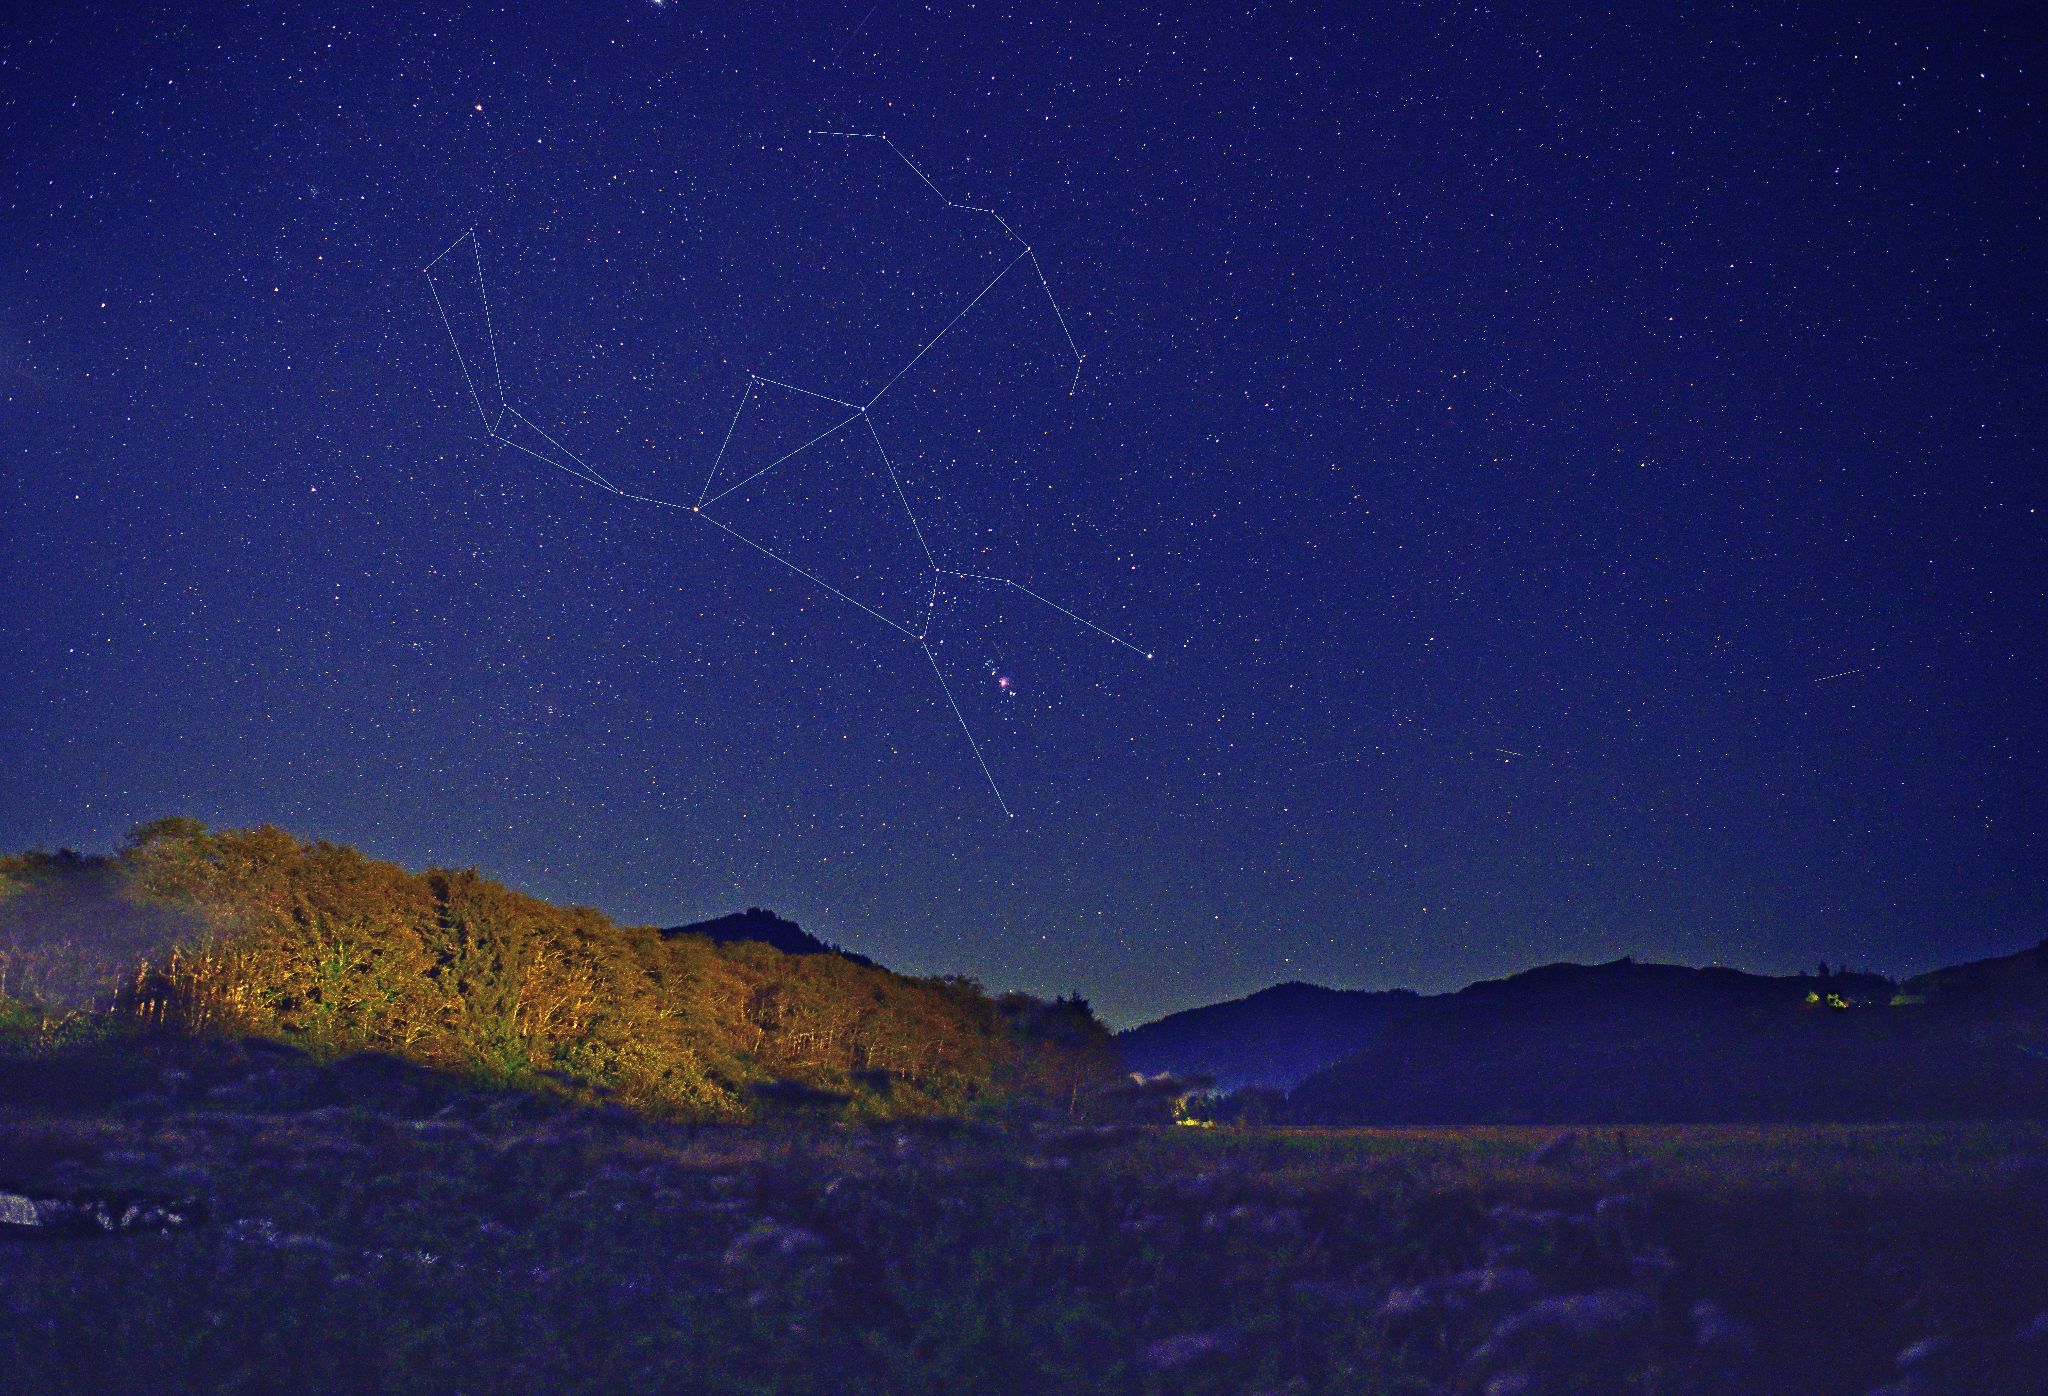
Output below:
[5,821,2046,1392]
[3,1033,2046,1394]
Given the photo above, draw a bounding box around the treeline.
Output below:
[0,818,1121,1120]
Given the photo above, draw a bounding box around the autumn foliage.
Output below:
[0,818,1120,1120]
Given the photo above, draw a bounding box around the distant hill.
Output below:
[1290,956,2048,1125]
[662,907,876,969]
[1903,937,2048,1007]
[1117,982,1420,1091]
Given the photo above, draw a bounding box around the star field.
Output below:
[1,4,2041,1024]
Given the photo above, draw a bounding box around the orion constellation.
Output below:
[424,133,1149,817]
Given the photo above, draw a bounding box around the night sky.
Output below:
[3,3,2043,1025]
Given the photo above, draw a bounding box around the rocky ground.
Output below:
[2,1035,2046,1394]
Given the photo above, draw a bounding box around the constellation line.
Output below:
[940,570,1154,660]
[701,409,866,508]
[421,137,1144,815]
[696,510,920,639]
[809,129,1088,396]
[699,379,757,506]
[923,640,1012,818]
[864,247,1029,409]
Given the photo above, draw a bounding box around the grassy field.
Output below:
[3,1037,2045,1394]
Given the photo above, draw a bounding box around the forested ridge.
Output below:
[0,818,1118,1119]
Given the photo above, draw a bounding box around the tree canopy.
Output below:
[1,820,1121,1120]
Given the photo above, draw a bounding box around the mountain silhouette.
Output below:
[1902,936,2048,1008]
[1117,982,1420,1091]
[660,907,877,969]
[1287,954,2048,1125]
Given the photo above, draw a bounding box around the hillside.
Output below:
[1290,956,2048,1125]
[1904,937,2048,1008]
[0,819,1119,1121]
[1117,982,1420,1091]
